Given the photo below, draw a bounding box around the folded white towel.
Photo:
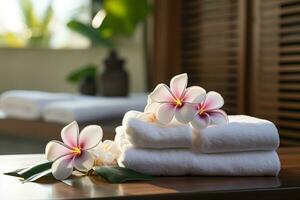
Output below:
[43,93,148,124]
[123,111,279,153]
[121,111,193,149]
[115,131,281,176]
[194,115,280,153]
[0,90,74,120]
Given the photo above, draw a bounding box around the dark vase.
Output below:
[98,50,129,96]
[79,75,97,95]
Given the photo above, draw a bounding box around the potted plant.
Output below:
[67,0,151,96]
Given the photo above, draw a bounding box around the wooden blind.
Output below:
[181,0,246,114]
[252,0,300,146]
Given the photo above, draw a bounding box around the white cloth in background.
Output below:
[0,90,74,120]
[122,111,279,153]
[42,93,148,124]
[115,131,281,176]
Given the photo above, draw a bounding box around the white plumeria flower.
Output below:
[190,91,228,130]
[93,140,121,166]
[45,121,103,180]
[145,73,206,124]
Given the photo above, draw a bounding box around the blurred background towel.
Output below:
[0,90,74,120]
[42,93,148,124]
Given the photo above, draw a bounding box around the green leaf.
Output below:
[23,169,53,183]
[94,166,153,183]
[66,64,97,84]
[100,0,152,37]
[4,161,53,182]
[18,162,53,180]
[67,20,112,47]
[3,167,26,178]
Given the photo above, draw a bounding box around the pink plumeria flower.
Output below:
[190,91,228,130]
[45,121,103,180]
[145,73,206,124]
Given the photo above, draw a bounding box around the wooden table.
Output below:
[1,148,300,200]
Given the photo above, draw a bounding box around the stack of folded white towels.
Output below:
[115,110,281,176]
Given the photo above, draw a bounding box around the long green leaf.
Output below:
[23,169,53,183]
[19,162,53,179]
[4,161,53,181]
[94,166,153,183]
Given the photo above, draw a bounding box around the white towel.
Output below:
[43,93,148,124]
[121,111,193,149]
[0,90,74,120]
[194,115,280,153]
[123,111,279,153]
[115,131,281,176]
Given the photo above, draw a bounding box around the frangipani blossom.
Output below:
[190,91,228,130]
[45,121,103,180]
[145,73,206,124]
[93,140,121,166]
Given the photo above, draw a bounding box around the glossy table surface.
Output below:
[1,148,300,200]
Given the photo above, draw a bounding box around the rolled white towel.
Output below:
[123,111,279,153]
[0,90,74,120]
[194,115,280,153]
[43,93,148,124]
[115,131,281,176]
[121,111,193,149]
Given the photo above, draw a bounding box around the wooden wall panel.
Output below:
[181,0,246,114]
[252,0,300,146]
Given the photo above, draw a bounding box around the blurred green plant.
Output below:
[67,0,152,47]
[67,64,97,84]
[0,0,53,48]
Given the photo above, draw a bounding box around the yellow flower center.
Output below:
[174,98,183,107]
[199,107,205,116]
[71,147,81,155]
[147,113,157,123]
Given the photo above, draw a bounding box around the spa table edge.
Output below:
[1,147,300,200]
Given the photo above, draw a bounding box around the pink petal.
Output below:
[45,140,72,161]
[61,121,79,148]
[208,109,228,125]
[149,84,174,103]
[51,155,74,180]
[156,103,176,124]
[170,73,188,98]
[79,125,103,150]
[190,113,210,130]
[73,151,94,171]
[175,103,197,123]
[184,86,206,103]
[203,91,224,110]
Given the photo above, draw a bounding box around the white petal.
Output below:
[79,125,103,150]
[144,101,161,113]
[73,151,94,171]
[208,109,228,125]
[204,91,224,110]
[52,155,74,180]
[184,86,206,103]
[156,103,176,124]
[175,103,197,123]
[190,113,210,130]
[149,84,174,103]
[61,121,79,148]
[45,140,72,162]
[170,73,188,98]
[100,140,121,155]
